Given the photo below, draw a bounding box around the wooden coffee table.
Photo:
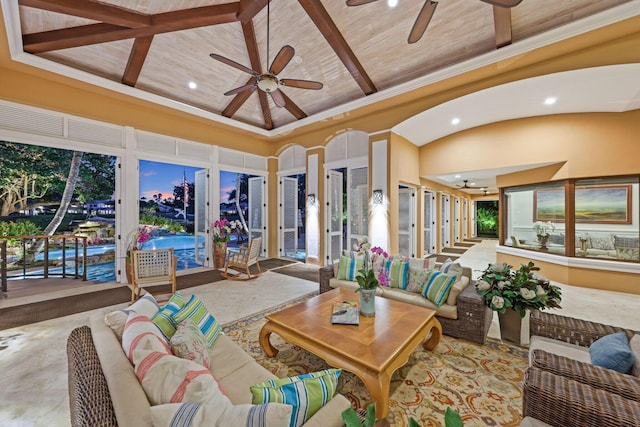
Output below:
[259,288,442,419]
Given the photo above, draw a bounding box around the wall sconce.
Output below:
[307,194,316,206]
[373,189,383,205]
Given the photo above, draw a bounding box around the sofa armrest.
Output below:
[523,367,640,427]
[530,349,640,401]
[529,311,635,347]
[319,264,335,294]
[67,326,118,427]
[454,283,493,344]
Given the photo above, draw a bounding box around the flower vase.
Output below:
[213,242,227,269]
[537,234,549,250]
[360,289,376,317]
[497,309,531,346]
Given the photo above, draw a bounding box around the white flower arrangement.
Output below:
[533,221,555,236]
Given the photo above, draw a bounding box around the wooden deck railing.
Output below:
[0,235,88,289]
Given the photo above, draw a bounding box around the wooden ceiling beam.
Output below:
[493,5,512,48]
[222,77,256,117]
[22,3,240,53]
[122,36,154,87]
[280,91,307,120]
[298,0,376,96]
[238,0,268,24]
[18,0,151,28]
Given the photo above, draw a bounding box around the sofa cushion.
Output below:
[336,255,361,281]
[172,294,222,346]
[383,259,409,289]
[152,292,186,341]
[590,332,635,373]
[422,270,457,306]
[446,276,470,306]
[529,336,591,366]
[330,278,384,296]
[631,335,640,377]
[250,369,341,427]
[170,319,210,369]
[150,401,293,427]
[122,312,171,365]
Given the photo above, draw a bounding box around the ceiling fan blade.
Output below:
[224,83,257,96]
[209,53,257,76]
[280,79,323,90]
[269,45,295,75]
[270,89,286,108]
[346,0,379,6]
[479,0,523,7]
[408,0,438,44]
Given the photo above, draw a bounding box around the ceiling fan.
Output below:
[456,180,473,189]
[210,1,323,108]
[346,0,524,44]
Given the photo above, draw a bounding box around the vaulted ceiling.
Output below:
[5,0,632,134]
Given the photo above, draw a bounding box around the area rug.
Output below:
[223,305,528,427]
[270,263,319,283]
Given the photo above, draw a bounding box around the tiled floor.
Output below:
[1,242,638,426]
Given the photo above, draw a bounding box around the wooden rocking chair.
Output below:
[129,248,177,303]
[223,236,263,280]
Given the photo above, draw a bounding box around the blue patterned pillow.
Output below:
[422,270,458,306]
[171,294,221,346]
[383,260,410,289]
[250,369,341,427]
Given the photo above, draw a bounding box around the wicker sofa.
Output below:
[522,311,640,427]
[319,263,492,345]
[67,311,351,427]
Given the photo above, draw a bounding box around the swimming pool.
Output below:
[25,234,205,283]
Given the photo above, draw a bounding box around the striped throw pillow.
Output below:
[336,255,362,281]
[383,260,410,289]
[121,312,171,365]
[171,295,222,347]
[150,402,293,427]
[152,292,186,341]
[422,270,458,306]
[250,369,341,427]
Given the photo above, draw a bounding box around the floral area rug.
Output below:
[222,300,528,427]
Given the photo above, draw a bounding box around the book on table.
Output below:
[331,301,359,325]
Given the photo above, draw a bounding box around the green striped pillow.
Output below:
[250,369,341,427]
[171,294,221,346]
[384,260,410,289]
[422,270,458,306]
[336,255,362,281]
[151,292,186,341]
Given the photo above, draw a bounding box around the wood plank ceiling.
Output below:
[13,0,631,130]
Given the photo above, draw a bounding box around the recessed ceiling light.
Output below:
[455,174,461,178]
[451,117,460,125]
[470,182,476,186]
[388,0,398,7]
[188,81,197,90]
[544,97,557,105]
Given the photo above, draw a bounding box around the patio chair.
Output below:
[129,248,177,303]
[223,236,263,280]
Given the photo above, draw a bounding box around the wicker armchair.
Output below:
[524,311,640,427]
[129,248,177,303]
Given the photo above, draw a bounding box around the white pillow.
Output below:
[128,293,160,318]
[446,276,470,306]
[104,310,128,341]
[150,402,292,427]
[630,334,640,377]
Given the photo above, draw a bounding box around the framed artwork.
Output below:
[534,185,632,224]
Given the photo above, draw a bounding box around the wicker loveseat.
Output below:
[319,263,492,345]
[67,311,351,427]
[523,311,640,427]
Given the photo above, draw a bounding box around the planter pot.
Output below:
[498,309,531,346]
[359,289,376,317]
[213,242,227,269]
[537,234,549,250]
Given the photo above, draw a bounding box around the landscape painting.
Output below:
[575,185,631,224]
[534,186,631,224]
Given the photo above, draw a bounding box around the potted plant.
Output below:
[476,261,562,345]
[341,404,463,427]
[353,238,390,316]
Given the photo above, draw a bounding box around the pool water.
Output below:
[21,235,205,283]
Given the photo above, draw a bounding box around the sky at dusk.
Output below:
[138,160,238,203]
